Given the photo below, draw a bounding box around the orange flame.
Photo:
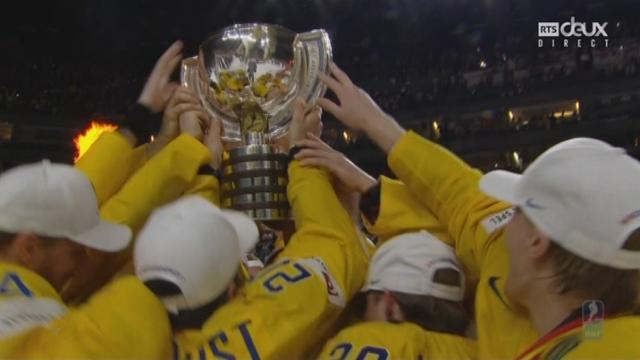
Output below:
[74,121,118,162]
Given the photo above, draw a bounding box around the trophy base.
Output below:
[220,144,290,222]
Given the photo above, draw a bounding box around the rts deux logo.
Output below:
[538,17,610,48]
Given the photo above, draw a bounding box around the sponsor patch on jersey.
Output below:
[481,207,515,234]
[298,257,346,307]
[0,297,67,337]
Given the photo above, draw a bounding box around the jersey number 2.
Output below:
[263,262,311,293]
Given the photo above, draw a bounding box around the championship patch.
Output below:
[481,207,515,234]
[299,257,346,307]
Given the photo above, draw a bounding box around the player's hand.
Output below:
[147,87,202,156]
[179,108,210,142]
[316,62,386,132]
[137,41,184,113]
[295,133,376,194]
[317,62,405,153]
[204,115,224,169]
[161,87,202,140]
[288,97,323,148]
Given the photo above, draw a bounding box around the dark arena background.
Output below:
[2,0,640,175]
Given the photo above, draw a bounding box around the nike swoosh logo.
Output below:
[488,276,511,309]
[524,198,545,210]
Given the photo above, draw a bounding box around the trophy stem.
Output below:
[220,143,290,222]
[244,131,267,145]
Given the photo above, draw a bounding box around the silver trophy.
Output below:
[181,23,332,221]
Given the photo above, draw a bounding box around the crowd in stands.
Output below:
[2,28,640,121]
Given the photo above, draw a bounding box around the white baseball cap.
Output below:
[0,160,131,252]
[480,138,640,270]
[134,195,259,314]
[362,231,465,302]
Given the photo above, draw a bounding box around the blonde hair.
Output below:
[547,229,640,315]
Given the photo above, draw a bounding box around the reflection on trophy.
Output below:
[181,24,332,222]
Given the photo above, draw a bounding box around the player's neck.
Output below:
[0,247,21,265]
[0,251,34,274]
[523,281,583,336]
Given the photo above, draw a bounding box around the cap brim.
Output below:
[479,170,521,205]
[360,282,381,293]
[221,210,259,254]
[70,220,131,252]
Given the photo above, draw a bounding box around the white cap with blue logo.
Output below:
[480,138,640,270]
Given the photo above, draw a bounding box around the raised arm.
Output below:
[278,98,371,300]
[75,132,145,206]
[63,106,220,303]
[291,134,449,245]
[316,62,512,276]
[387,132,511,276]
[76,41,192,205]
[363,176,453,246]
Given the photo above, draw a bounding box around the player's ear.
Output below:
[14,232,45,270]
[529,231,551,261]
[383,291,406,323]
[383,291,396,321]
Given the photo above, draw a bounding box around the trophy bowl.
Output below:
[182,23,332,221]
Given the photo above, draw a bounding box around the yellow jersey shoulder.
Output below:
[174,258,347,360]
[320,322,475,360]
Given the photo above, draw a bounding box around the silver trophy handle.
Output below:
[261,29,332,141]
[180,56,200,89]
[293,30,333,105]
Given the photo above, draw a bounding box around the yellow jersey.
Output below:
[75,131,147,206]
[318,321,475,360]
[0,262,171,359]
[360,174,489,291]
[388,131,538,359]
[76,132,217,233]
[172,161,371,360]
[363,176,452,246]
[98,133,215,234]
[64,133,217,303]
